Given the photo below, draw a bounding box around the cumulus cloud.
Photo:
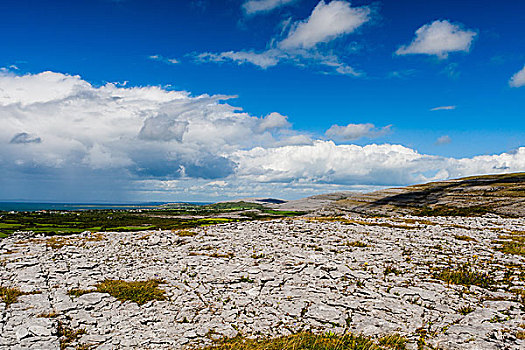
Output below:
[509,64,525,88]
[257,112,291,132]
[243,0,296,15]
[430,105,456,111]
[1,71,524,201]
[325,123,390,140]
[139,116,188,142]
[396,20,477,59]
[0,71,291,182]
[197,0,370,75]
[232,141,525,185]
[279,0,370,49]
[435,135,451,145]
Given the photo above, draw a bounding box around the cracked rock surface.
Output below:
[0,215,524,349]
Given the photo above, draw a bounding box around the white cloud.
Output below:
[509,64,525,88]
[196,50,280,69]
[325,123,390,140]
[435,135,451,145]
[279,0,370,50]
[149,54,180,65]
[257,112,291,132]
[396,20,477,59]
[1,71,524,201]
[232,141,525,185]
[197,0,370,75]
[430,105,456,111]
[0,71,292,181]
[198,48,362,76]
[243,0,296,15]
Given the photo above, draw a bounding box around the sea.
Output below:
[0,202,204,212]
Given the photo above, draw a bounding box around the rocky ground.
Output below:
[1,215,524,349]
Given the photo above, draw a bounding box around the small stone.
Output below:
[15,327,30,340]
[28,325,52,337]
[183,330,198,338]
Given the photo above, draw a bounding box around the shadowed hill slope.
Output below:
[331,172,525,217]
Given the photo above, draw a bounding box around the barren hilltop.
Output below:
[0,173,524,350]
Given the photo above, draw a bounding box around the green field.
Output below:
[0,202,304,237]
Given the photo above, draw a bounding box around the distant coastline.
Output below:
[0,202,208,212]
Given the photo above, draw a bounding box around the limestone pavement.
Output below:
[0,215,524,349]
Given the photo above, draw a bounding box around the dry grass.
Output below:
[454,234,476,242]
[0,286,39,306]
[210,252,235,258]
[57,321,86,350]
[306,217,417,230]
[175,230,198,237]
[69,279,166,305]
[189,251,234,259]
[197,332,407,350]
[346,241,369,248]
[46,233,105,249]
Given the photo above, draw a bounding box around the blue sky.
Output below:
[0,0,524,202]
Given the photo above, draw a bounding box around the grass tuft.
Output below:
[238,276,255,283]
[457,305,475,315]
[377,334,407,350]
[384,265,401,276]
[68,288,94,298]
[196,332,407,350]
[346,241,369,248]
[47,236,69,249]
[68,279,166,305]
[0,286,39,306]
[494,232,525,256]
[57,321,86,350]
[433,265,495,289]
